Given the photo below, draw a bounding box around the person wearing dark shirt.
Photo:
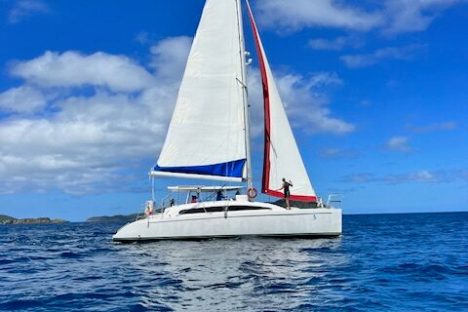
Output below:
[216,190,225,201]
[279,178,293,209]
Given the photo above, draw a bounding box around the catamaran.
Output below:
[113,0,342,241]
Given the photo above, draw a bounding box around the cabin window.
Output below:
[228,206,270,212]
[179,206,270,215]
[179,207,224,215]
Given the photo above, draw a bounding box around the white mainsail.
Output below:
[246,1,317,202]
[153,0,247,182]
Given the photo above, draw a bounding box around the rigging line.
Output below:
[236,77,247,89]
[236,77,250,103]
[265,133,279,158]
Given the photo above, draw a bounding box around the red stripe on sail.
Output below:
[264,189,317,202]
[246,1,271,197]
[247,2,316,203]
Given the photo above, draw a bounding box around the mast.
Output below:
[236,0,253,191]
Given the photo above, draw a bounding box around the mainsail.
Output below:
[152,0,248,182]
[246,1,317,202]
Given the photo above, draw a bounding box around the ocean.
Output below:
[0,212,466,311]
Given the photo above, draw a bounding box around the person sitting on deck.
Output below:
[191,195,198,203]
[216,190,225,201]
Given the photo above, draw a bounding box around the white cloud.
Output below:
[0,89,177,194]
[8,0,49,24]
[255,0,465,35]
[11,51,156,92]
[382,170,445,184]
[277,73,354,134]
[309,36,363,51]
[341,44,424,68]
[342,169,468,185]
[0,85,47,114]
[341,173,375,183]
[248,70,354,135]
[306,72,343,87]
[0,36,354,194]
[319,147,359,159]
[255,0,381,32]
[0,38,189,195]
[386,136,411,152]
[409,170,436,182]
[150,36,192,81]
[383,0,465,35]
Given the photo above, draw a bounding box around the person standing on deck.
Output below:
[278,178,293,210]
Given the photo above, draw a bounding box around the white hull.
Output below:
[113,201,341,242]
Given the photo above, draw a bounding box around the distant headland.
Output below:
[86,213,139,223]
[0,215,68,225]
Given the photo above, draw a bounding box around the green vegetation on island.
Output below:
[86,213,140,223]
[0,215,68,225]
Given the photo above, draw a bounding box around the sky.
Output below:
[0,0,467,221]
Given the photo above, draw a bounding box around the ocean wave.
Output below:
[0,213,466,311]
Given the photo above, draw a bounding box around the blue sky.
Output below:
[0,0,467,221]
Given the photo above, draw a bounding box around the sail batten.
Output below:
[154,0,247,181]
[246,1,317,202]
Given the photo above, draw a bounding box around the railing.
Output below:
[160,193,174,210]
[135,202,148,221]
[134,188,244,220]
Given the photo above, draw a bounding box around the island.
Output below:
[86,213,140,223]
[0,215,68,225]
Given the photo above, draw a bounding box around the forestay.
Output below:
[153,0,247,182]
[246,1,317,202]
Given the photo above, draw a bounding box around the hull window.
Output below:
[179,206,271,215]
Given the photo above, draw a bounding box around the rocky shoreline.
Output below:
[0,215,68,225]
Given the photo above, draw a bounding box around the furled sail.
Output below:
[246,1,317,201]
[152,0,247,182]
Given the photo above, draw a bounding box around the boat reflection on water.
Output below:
[117,237,345,311]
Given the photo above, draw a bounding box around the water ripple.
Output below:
[0,213,467,311]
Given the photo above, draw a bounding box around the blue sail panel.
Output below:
[154,159,246,178]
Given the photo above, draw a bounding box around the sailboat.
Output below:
[113,0,342,241]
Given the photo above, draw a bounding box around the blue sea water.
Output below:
[0,212,467,312]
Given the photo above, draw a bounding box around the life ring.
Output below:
[247,187,257,199]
